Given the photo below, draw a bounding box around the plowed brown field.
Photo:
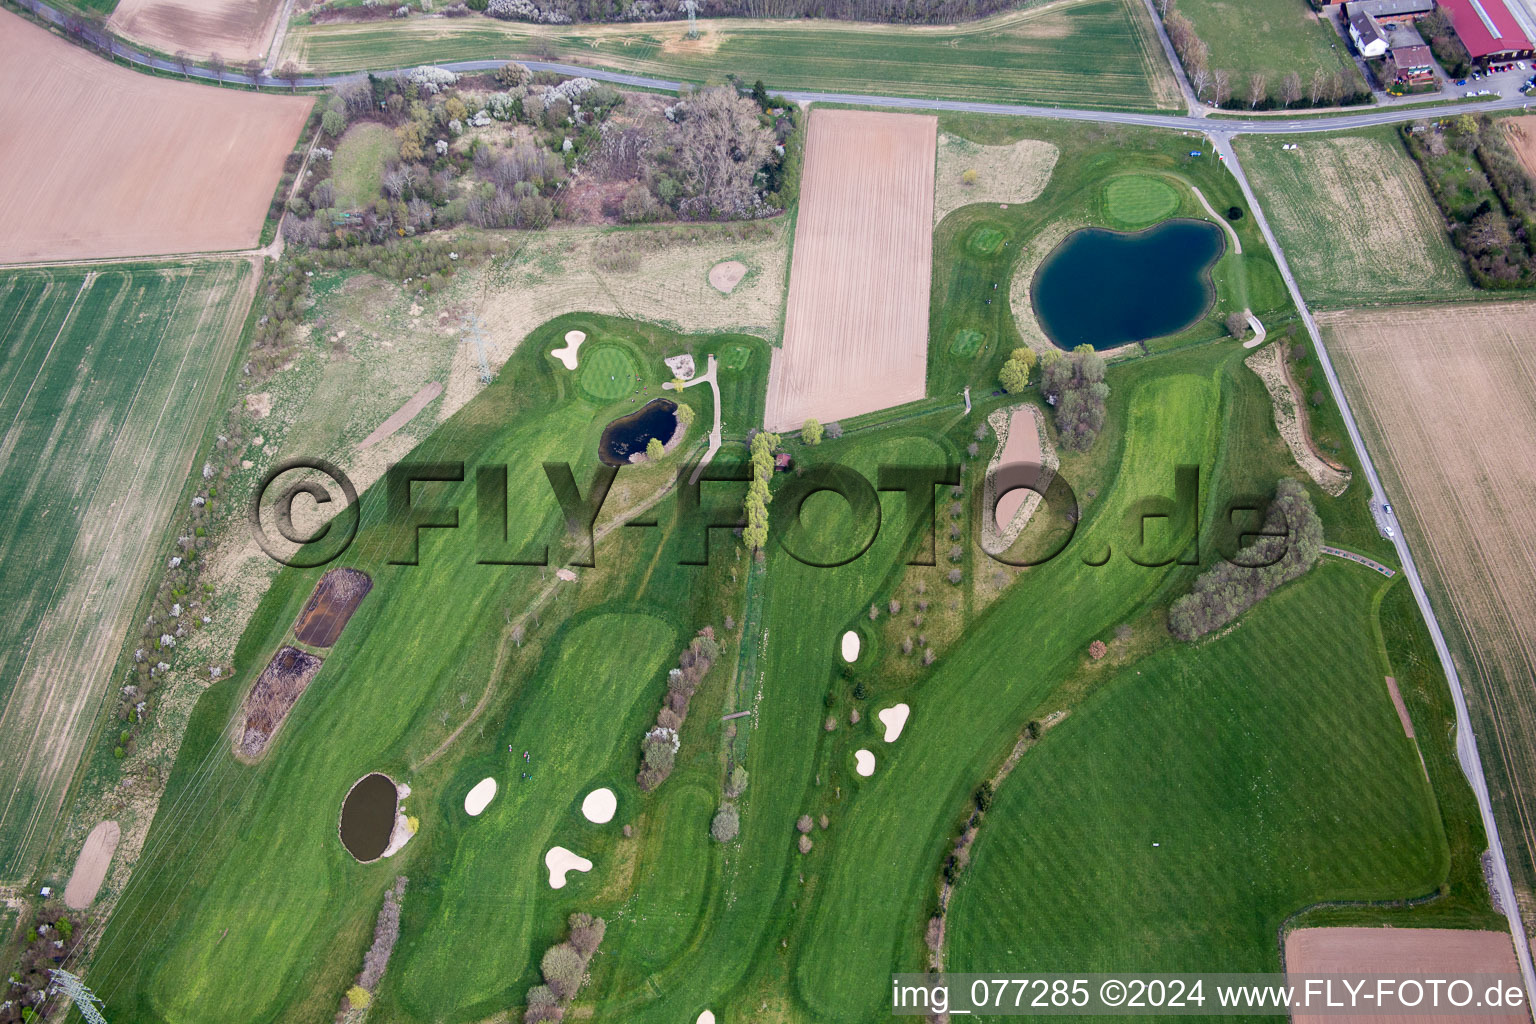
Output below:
[1323,302,1536,931]
[0,10,310,263]
[764,109,936,431]
[1286,927,1522,1023]
[110,0,286,63]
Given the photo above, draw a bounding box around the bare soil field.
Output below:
[63,820,120,910]
[1502,116,1536,179]
[1233,133,1472,306]
[0,11,310,263]
[238,645,324,759]
[933,133,1059,225]
[292,568,373,648]
[1323,302,1536,926]
[765,109,937,431]
[110,0,286,63]
[708,260,748,294]
[1286,927,1522,1023]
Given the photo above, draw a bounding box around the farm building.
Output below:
[1389,43,1437,80]
[1350,9,1391,54]
[1344,0,1434,17]
[1436,0,1534,60]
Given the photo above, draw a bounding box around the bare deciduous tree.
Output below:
[1248,71,1268,109]
[1190,66,1211,100]
[245,57,264,87]
[279,60,302,91]
[1309,67,1327,105]
[670,86,775,218]
[174,49,191,77]
[1280,70,1302,107]
[1212,68,1231,105]
[208,52,226,82]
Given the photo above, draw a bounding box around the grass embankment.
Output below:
[281,0,1181,111]
[0,262,254,884]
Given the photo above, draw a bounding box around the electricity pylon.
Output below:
[49,969,108,1024]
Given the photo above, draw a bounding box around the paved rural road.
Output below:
[16,0,1536,987]
[1212,130,1536,995]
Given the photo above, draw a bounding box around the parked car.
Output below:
[1456,78,1467,86]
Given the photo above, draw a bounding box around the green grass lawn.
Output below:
[331,122,395,210]
[577,342,641,403]
[284,0,1183,111]
[1104,174,1180,227]
[1233,129,1475,307]
[1174,0,1367,97]
[0,262,252,884]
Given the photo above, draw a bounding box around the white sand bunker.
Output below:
[464,777,497,816]
[551,329,586,369]
[546,846,593,889]
[841,630,860,663]
[697,1012,716,1024]
[582,787,617,824]
[854,749,876,777]
[878,704,910,743]
[708,260,747,294]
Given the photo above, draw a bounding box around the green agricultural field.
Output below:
[1234,129,1475,306]
[1174,0,1367,99]
[283,0,1183,111]
[85,115,1502,1024]
[331,122,396,210]
[0,261,254,884]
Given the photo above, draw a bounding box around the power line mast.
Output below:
[460,313,494,385]
[49,969,109,1024]
[682,0,699,38]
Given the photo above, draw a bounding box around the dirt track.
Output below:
[0,10,310,263]
[109,0,287,63]
[764,109,936,431]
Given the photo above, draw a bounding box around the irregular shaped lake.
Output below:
[1032,220,1224,350]
[340,772,398,862]
[599,398,677,466]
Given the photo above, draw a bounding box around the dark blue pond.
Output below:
[600,398,678,466]
[1032,220,1224,350]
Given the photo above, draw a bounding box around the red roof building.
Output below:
[1437,0,1534,60]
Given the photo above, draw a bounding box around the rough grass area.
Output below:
[282,0,1183,111]
[933,132,1059,225]
[0,262,255,884]
[1103,174,1179,227]
[1235,131,1473,307]
[332,122,396,211]
[1173,0,1366,96]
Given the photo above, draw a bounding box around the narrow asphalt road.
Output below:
[14,0,1536,982]
[1212,130,1536,994]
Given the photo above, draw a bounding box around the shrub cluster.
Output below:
[2,906,81,1023]
[1167,478,1322,641]
[1039,345,1109,451]
[742,431,780,552]
[637,628,721,790]
[525,913,607,1022]
[339,876,407,1015]
[1401,117,1536,288]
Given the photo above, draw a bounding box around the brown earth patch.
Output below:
[292,567,373,648]
[708,260,748,294]
[0,10,311,262]
[1502,116,1536,180]
[1285,927,1521,1023]
[109,0,286,62]
[764,109,937,430]
[237,645,323,760]
[1383,676,1414,739]
[63,820,120,910]
[246,392,273,418]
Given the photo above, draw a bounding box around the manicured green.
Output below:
[1104,173,1179,227]
[949,328,986,357]
[286,0,1181,111]
[576,342,640,403]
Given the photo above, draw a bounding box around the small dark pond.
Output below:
[340,772,397,862]
[600,398,678,466]
[1032,220,1224,350]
